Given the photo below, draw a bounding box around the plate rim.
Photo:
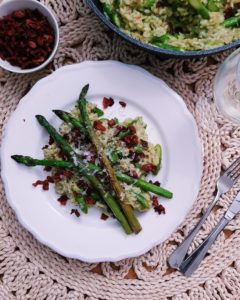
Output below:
[1,60,203,262]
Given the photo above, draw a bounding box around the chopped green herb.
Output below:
[92,107,104,117]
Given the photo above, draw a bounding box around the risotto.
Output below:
[100,0,240,51]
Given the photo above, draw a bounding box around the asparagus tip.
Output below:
[79,84,89,100]
[35,114,46,125]
[52,110,63,118]
[11,154,21,161]
[11,155,36,166]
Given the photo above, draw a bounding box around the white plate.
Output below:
[1,61,202,262]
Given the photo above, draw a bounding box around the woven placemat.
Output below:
[1,0,240,299]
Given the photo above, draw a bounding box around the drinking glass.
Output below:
[214,48,240,123]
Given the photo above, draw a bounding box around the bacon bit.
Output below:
[52,172,61,182]
[71,209,80,217]
[77,179,89,189]
[138,152,146,159]
[57,195,68,206]
[89,155,97,163]
[86,198,96,205]
[114,125,124,136]
[62,170,73,180]
[130,170,139,178]
[123,136,131,146]
[132,153,140,163]
[13,10,26,18]
[32,180,44,187]
[224,5,235,18]
[72,191,78,197]
[119,101,127,108]
[128,124,136,134]
[132,152,145,163]
[129,150,145,162]
[63,133,70,142]
[154,204,166,215]
[235,3,240,9]
[101,213,109,220]
[123,135,138,147]
[108,119,116,127]
[141,163,156,173]
[156,1,161,8]
[71,127,81,137]
[93,120,106,132]
[42,181,49,190]
[52,170,72,182]
[86,186,93,196]
[28,41,37,49]
[58,150,68,161]
[103,97,114,109]
[32,179,49,190]
[46,176,54,183]
[140,139,148,148]
[151,195,159,207]
[149,180,161,186]
[131,135,139,146]
[44,166,52,172]
[49,136,54,145]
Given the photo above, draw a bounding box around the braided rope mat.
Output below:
[1,0,240,299]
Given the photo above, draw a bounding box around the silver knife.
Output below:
[180,191,240,276]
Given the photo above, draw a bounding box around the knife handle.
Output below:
[180,216,229,276]
[168,191,222,269]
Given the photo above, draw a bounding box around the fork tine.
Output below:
[228,159,240,175]
[226,157,240,175]
[230,165,240,179]
[231,170,240,182]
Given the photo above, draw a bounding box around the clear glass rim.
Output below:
[214,48,240,124]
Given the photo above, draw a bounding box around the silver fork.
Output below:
[168,156,240,270]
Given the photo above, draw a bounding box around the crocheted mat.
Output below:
[1,0,240,299]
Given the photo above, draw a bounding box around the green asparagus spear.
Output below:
[72,187,88,214]
[78,85,142,234]
[53,110,88,136]
[131,190,149,209]
[188,0,210,19]
[134,145,143,153]
[92,107,104,117]
[151,34,171,44]
[35,115,132,234]
[143,0,156,9]
[11,155,74,168]
[154,43,180,51]
[11,155,173,199]
[116,171,173,199]
[153,144,162,176]
[207,0,220,12]
[113,118,119,125]
[223,15,240,28]
[102,3,114,20]
[118,129,131,139]
[109,151,119,164]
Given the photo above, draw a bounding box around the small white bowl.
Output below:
[0,0,59,73]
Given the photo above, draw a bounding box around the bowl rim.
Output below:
[87,0,240,58]
[0,0,59,73]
